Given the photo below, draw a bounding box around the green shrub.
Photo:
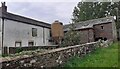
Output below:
[15,48,23,53]
[2,54,8,57]
[61,24,81,47]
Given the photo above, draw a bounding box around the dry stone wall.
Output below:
[1,42,100,68]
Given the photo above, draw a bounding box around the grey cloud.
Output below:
[4,2,78,24]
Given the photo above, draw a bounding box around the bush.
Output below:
[15,48,23,53]
[2,54,8,57]
[61,24,81,46]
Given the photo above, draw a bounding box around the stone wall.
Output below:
[1,42,100,68]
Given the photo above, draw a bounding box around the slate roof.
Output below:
[0,12,51,28]
[64,16,115,31]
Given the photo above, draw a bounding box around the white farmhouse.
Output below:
[0,2,52,54]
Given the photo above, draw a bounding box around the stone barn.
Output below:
[64,16,117,44]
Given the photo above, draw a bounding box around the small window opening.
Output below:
[101,26,104,30]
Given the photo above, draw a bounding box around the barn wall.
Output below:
[79,29,89,44]
[88,29,94,42]
[93,23,113,41]
[79,28,94,44]
[3,19,51,47]
[111,21,117,41]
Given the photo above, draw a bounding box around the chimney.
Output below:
[54,20,63,25]
[0,2,7,13]
[54,20,59,22]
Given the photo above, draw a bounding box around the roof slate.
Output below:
[0,12,51,28]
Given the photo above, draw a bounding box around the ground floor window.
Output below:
[28,41,34,46]
[15,41,22,47]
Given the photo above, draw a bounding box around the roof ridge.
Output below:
[78,16,114,24]
[64,16,114,26]
[1,11,51,28]
[64,16,114,31]
[7,12,50,25]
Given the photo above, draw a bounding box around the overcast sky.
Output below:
[1,0,118,25]
[0,2,79,25]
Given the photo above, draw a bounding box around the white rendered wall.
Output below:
[0,18,2,54]
[3,19,51,47]
[44,28,51,45]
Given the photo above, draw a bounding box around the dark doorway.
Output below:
[95,37,107,41]
[103,37,107,41]
[95,37,103,41]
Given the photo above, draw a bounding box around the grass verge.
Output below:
[64,42,119,67]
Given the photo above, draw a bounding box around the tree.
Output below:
[61,23,81,46]
[72,1,119,29]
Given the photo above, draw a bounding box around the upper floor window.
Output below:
[32,28,37,37]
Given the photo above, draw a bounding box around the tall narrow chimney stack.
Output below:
[0,2,7,13]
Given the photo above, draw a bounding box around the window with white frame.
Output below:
[32,28,37,37]
[15,41,21,47]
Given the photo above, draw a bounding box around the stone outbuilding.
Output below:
[64,16,117,44]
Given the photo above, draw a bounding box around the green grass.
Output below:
[64,42,119,67]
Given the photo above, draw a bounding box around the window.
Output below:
[32,28,37,37]
[28,41,34,46]
[15,41,21,47]
[48,30,53,42]
[101,26,104,30]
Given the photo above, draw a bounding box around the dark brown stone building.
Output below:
[64,16,117,44]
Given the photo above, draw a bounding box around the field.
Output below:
[64,42,119,67]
